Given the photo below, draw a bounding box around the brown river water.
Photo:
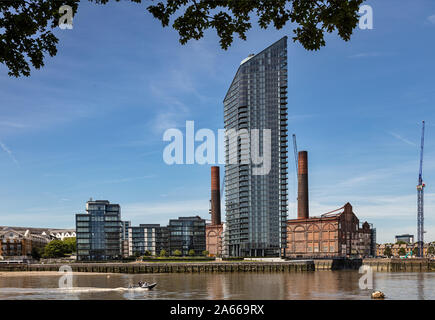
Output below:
[0,271,434,300]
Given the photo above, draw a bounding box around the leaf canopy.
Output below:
[0,0,365,77]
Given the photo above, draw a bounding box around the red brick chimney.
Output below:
[298,151,309,219]
[211,166,221,225]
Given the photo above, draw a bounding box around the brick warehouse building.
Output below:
[285,203,375,258]
[206,224,223,257]
[0,227,52,258]
[285,151,375,258]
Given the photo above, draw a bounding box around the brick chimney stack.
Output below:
[211,166,221,225]
[297,151,309,219]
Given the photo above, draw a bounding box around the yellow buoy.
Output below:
[371,291,385,299]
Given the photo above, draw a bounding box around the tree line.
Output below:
[31,237,76,260]
[1,0,365,77]
[138,249,210,259]
[383,244,435,258]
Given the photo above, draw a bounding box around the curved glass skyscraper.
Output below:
[224,37,288,257]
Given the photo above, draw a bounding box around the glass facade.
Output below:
[76,200,122,261]
[224,37,288,257]
[128,224,168,256]
[121,220,131,257]
[168,216,206,256]
[122,220,131,241]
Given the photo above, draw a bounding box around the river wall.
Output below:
[2,258,433,273]
[0,261,315,273]
[314,258,362,270]
[362,258,435,272]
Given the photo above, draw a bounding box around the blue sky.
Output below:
[0,0,435,243]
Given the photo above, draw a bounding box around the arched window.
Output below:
[294,226,305,242]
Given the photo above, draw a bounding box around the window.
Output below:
[76,222,89,227]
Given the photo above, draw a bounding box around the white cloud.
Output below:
[144,39,221,137]
[331,163,411,190]
[122,199,209,225]
[0,121,29,129]
[337,171,388,188]
[288,114,318,123]
[0,140,19,165]
[102,175,154,184]
[388,131,416,146]
[151,107,188,136]
[427,14,435,24]
[0,211,75,229]
[147,84,191,136]
[62,175,156,191]
[348,52,395,59]
[323,157,435,192]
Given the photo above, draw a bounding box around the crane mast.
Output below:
[417,120,425,257]
[292,134,298,176]
[292,134,298,215]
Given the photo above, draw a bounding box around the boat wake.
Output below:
[0,287,147,294]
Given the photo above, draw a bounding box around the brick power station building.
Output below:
[285,151,376,258]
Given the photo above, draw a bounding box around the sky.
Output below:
[0,0,435,244]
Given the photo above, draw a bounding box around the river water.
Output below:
[0,271,434,300]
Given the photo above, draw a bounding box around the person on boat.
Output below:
[138,281,143,287]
